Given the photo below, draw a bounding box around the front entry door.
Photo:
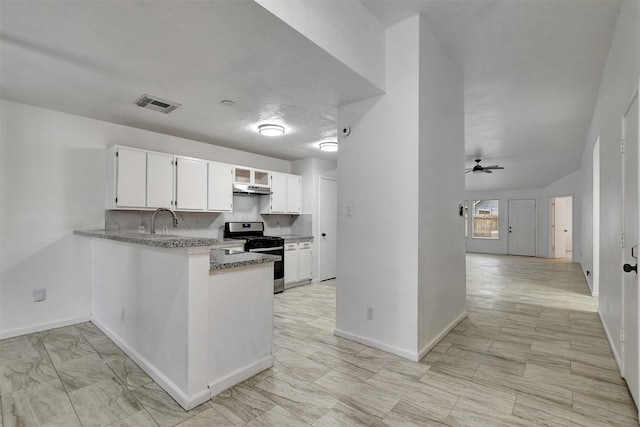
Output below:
[508,199,536,256]
[622,85,639,411]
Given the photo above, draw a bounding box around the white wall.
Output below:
[417,15,466,354]
[337,16,421,357]
[336,15,465,361]
[579,0,640,366]
[0,100,292,338]
[464,168,583,261]
[292,157,337,282]
[256,0,386,91]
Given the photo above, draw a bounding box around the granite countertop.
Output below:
[74,230,241,249]
[210,249,281,270]
[275,234,313,242]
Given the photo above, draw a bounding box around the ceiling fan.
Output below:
[465,159,504,174]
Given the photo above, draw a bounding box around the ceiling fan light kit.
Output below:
[465,158,504,174]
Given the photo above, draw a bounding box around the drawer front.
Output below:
[299,241,312,250]
[285,243,298,251]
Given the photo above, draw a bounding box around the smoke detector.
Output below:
[135,94,181,114]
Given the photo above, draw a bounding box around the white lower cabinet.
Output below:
[298,241,312,282]
[284,242,298,285]
[284,240,312,287]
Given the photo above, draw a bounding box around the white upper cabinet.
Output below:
[233,166,270,188]
[146,152,174,209]
[260,172,302,215]
[287,175,301,214]
[107,146,172,210]
[208,161,233,212]
[114,147,146,208]
[175,156,207,211]
[270,172,288,213]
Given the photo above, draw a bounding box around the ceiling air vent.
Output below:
[135,94,181,114]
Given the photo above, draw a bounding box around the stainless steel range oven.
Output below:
[224,222,285,293]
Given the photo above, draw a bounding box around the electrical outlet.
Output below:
[32,289,46,302]
[367,306,374,320]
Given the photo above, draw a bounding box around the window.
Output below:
[473,199,499,239]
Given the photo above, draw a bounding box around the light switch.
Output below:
[346,203,353,216]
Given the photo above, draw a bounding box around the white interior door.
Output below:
[508,199,536,256]
[319,177,337,281]
[622,87,639,410]
[553,197,567,258]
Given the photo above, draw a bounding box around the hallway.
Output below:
[0,254,637,426]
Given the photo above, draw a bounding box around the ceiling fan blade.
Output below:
[482,165,499,169]
[485,166,504,170]
[483,169,493,173]
[465,170,473,173]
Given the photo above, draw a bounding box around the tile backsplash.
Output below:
[105,194,311,238]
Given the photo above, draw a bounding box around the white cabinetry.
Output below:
[175,156,207,211]
[287,175,301,214]
[107,146,173,210]
[298,240,312,282]
[260,172,302,214]
[284,242,298,285]
[146,152,174,209]
[284,239,312,287]
[233,166,270,188]
[208,162,233,212]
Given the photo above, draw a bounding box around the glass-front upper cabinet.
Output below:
[233,166,270,188]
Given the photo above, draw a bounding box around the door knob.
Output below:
[623,263,637,273]
[321,233,327,237]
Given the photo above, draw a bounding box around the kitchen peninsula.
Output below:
[74,230,278,410]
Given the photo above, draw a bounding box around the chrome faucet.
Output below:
[150,208,178,234]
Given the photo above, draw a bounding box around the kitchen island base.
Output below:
[83,235,274,410]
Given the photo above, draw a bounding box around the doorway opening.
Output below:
[551,196,574,260]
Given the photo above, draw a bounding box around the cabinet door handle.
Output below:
[322,233,327,237]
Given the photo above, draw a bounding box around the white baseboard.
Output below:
[208,356,274,396]
[581,263,598,297]
[417,311,468,361]
[91,317,208,410]
[0,315,90,340]
[333,329,420,361]
[598,310,622,373]
[334,311,468,363]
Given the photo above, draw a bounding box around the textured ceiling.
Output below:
[0,0,381,162]
[1,1,622,191]
[363,0,621,191]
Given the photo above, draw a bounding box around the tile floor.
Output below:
[1,253,638,426]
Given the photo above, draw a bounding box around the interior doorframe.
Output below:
[593,136,600,296]
[621,83,640,383]
[549,194,574,260]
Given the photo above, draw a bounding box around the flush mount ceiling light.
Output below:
[258,124,285,136]
[319,141,338,152]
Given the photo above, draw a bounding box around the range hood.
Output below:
[232,184,272,195]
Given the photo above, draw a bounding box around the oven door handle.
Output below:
[248,246,284,252]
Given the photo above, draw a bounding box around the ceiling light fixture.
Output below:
[258,124,285,136]
[319,141,338,152]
